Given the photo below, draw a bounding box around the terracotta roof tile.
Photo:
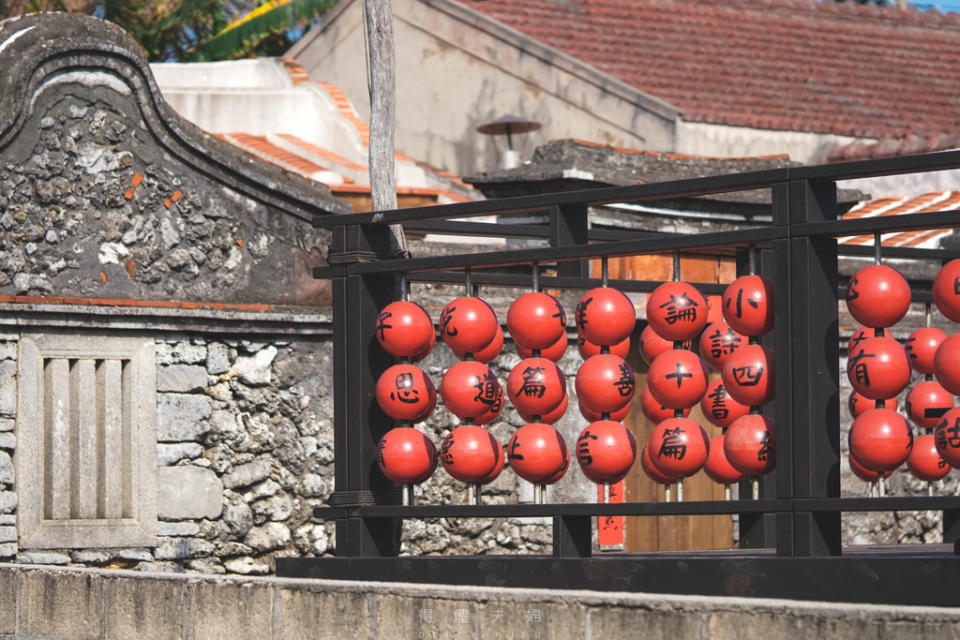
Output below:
[466,0,960,138]
[839,191,958,248]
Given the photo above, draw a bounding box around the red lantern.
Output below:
[507,292,566,350]
[375,364,437,422]
[439,297,499,355]
[639,325,691,365]
[705,434,744,484]
[646,281,708,341]
[375,301,435,358]
[641,445,675,485]
[847,337,910,400]
[905,381,954,430]
[848,391,896,418]
[933,259,960,322]
[846,264,911,328]
[575,287,635,346]
[520,394,568,425]
[640,385,691,424]
[724,414,775,476]
[507,357,567,419]
[575,420,637,483]
[935,333,960,395]
[700,379,750,429]
[849,408,913,472]
[579,400,630,423]
[907,433,950,481]
[648,349,709,409]
[722,344,775,406]
[439,361,503,424]
[905,327,947,375]
[849,326,874,353]
[377,427,438,484]
[935,406,960,467]
[698,322,746,370]
[518,332,568,362]
[439,425,503,483]
[578,335,630,360]
[575,354,635,414]
[848,452,883,483]
[648,418,709,478]
[722,275,774,337]
[507,423,569,484]
[477,447,506,484]
[455,325,503,363]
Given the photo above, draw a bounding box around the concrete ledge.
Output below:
[0,563,959,639]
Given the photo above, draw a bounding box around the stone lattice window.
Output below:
[17,333,157,549]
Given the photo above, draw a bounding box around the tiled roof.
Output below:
[838,191,960,248]
[466,0,960,139]
[828,132,960,162]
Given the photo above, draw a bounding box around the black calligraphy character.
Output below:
[576,297,593,330]
[508,438,524,461]
[613,363,635,397]
[727,287,759,319]
[520,366,547,399]
[848,351,876,388]
[473,369,501,407]
[731,365,763,387]
[439,306,457,337]
[657,427,687,460]
[937,417,960,450]
[954,276,960,296]
[577,429,598,466]
[660,294,699,325]
[390,372,420,404]
[375,311,393,341]
[439,436,455,465]
[847,276,860,302]
[904,336,918,361]
[665,362,693,388]
[377,438,387,467]
[707,383,728,420]
[552,298,566,327]
[756,431,773,461]
[708,328,742,359]
[601,516,616,530]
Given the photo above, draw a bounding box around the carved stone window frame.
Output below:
[16,332,157,549]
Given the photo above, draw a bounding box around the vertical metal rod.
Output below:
[869,481,877,498]
[539,483,547,504]
[724,484,731,502]
[748,246,757,276]
[601,256,609,287]
[532,262,540,292]
[752,478,760,500]
[677,477,684,502]
[926,302,932,329]
[603,482,611,504]
[464,267,472,296]
[533,483,542,504]
[874,232,882,264]
[672,251,681,281]
[402,484,412,506]
[878,475,886,497]
[928,482,935,497]
[664,484,672,502]
[467,484,476,504]
[400,273,408,301]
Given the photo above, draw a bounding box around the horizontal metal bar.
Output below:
[342,226,783,275]
[406,219,553,239]
[796,210,960,238]
[311,170,788,228]
[795,496,960,512]
[410,271,729,294]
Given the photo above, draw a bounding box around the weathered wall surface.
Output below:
[2,564,960,640]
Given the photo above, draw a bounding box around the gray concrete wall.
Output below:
[1,563,959,640]
[288,0,677,178]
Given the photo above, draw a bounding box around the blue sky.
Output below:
[912,0,960,12]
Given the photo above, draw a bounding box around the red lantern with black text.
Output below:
[722,344,775,406]
[846,264,911,328]
[376,364,437,423]
[648,418,709,478]
[908,434,950,482]
[700,379,750,429]
[849,326,874,353]
[578,335,630,360]
[575,354,636,414]
[455,325,503,363]
[847,337,910,400]
[935,333,960,395]
[849,391,896,418]
[440,425,504,483]
[705,434,744,484]
[905,327,947,375]
[935,406,960,467]
[722,275,774,337]
[641,445,676,485]
[439,297,499,355]
[933,259,960,322]
[440,361,503,424]
[639,325,681,365]
[724,414,775,476]
[507,357,566,419]
[576,287,635,346]
[699,322,745,370]
[377,427,438,484]
[507,423,569,484]
[641,385,691,424]
[576,420,637,483]
[520,394,568,425]
[906,381,954,430]
[848,453,883,483]
[507,292,566,350]
[648,349,709,409]
[646,281,708,341]
[376,301,435,358]
[849,409,913,472]
[518,332,567,362]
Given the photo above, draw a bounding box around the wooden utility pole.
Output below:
[364,0,406,255]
